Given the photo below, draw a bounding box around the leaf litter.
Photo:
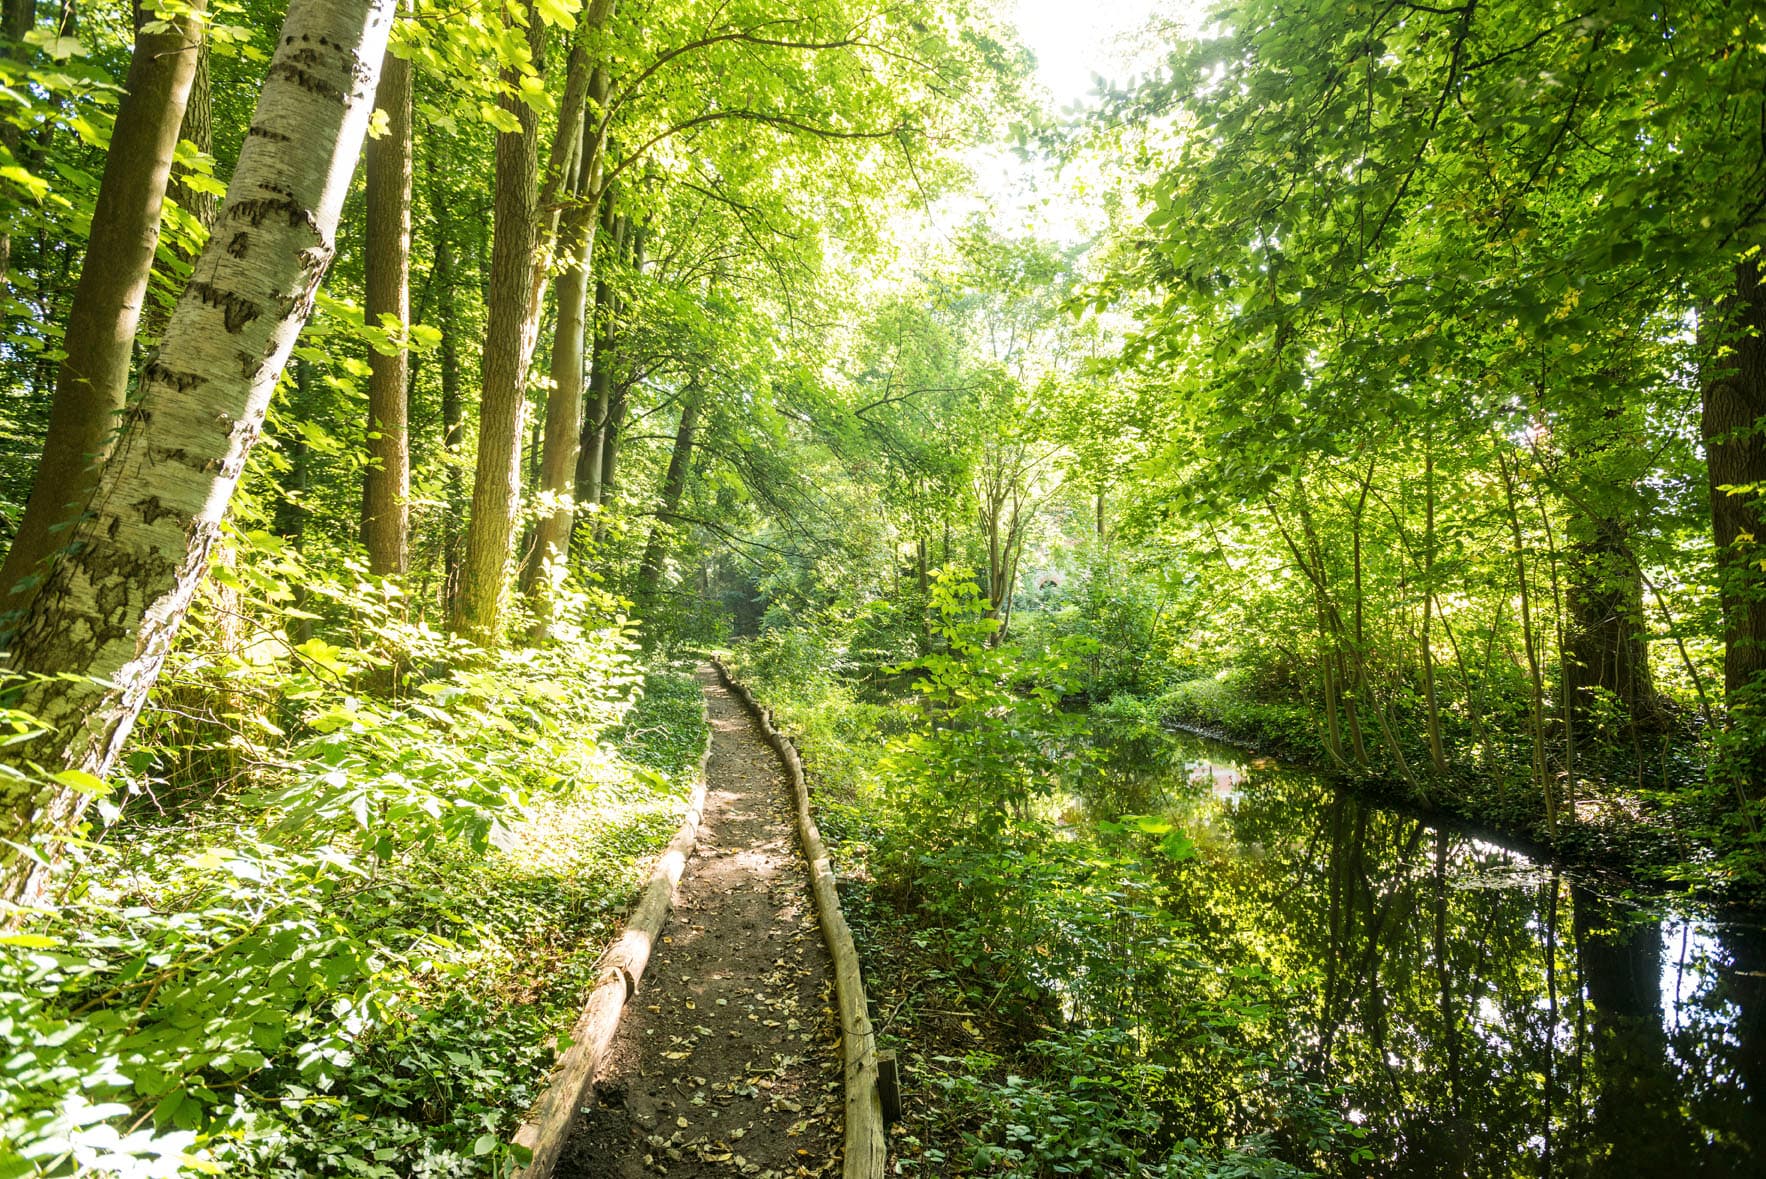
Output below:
[558,668,844,1178]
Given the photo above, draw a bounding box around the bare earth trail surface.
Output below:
[559,665,844,1179]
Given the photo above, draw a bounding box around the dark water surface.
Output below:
[1092,725,1765,1178]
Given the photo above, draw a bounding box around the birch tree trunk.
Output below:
[361,18,412,575]
[0,0,208,615]
[0,0,397,907]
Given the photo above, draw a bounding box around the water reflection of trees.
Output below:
[1093,733,1764,1177]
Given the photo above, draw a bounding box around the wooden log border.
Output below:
[711,657,886,1179]
[512,692,714,1179]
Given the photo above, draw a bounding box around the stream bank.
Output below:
[726,651,1765,1177]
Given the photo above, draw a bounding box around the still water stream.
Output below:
[1089,725,1764,1177]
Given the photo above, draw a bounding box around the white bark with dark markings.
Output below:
[0,0,397,907]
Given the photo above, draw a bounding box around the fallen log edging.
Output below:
[512,695,714,1179]
[711,657,886,1179]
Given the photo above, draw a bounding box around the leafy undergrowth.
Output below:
[723,582,1351,1177]
[0,541,708,1178]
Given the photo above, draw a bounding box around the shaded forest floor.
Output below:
[561,667,844,1178]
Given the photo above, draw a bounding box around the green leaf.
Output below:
[480,103,521,134]
[52,768,111,797]
[533,0,579,29]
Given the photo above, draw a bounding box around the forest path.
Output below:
[559,664,843,1179]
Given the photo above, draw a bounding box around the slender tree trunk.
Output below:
[600,386,627,508]
[451,4,613,640]
[0,0,397,906]
[1701,258,1766,708]
[526,67,611,619]
[1498,447,1557,833]
[1534,478,1575,812]
[361,23,411,575]
[591,216,641,547]
[1421,442,1448,773]
[170,37,215,230]
[634,386,703,612]
[274,358,313,543]
[143,25,216,344]
[452,5,546,643]
[574,186,621,524]
[1564,517,1655,723]
[521,162,593,608]
[0,0,208,616]
[429,167,464,608]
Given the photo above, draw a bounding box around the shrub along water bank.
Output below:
[723,573,1362,1178]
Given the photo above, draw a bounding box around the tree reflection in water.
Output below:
[1081,725,1764,1177]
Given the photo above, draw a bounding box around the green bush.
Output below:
[0,537,704,1178]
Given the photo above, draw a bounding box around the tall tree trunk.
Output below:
[1701,258,1766,708]
[1421,441,1449,773]
[1564,517,1654,723]
[361,23,411,575]
[573,186,621,527]
[634,386,703,614]
[430,166,465,608]
[0,0,208,617]
[169,37,215,229]
[599,387,627,509]
[597,221,642,515]
[525,67,611,622]
[1498,447,1557,834]
[0,0,397,907]
[451,4,611,641]
[140,27,216,344]
[274,358,313,543]
[451,5,546,643]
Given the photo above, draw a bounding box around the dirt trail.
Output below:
[559,665,843,1179]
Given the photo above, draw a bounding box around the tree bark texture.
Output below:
[523,126,600,617]
[573,188,621,523]
[169,36,215,230]
[362,35,412,575]
[597,219,644,519]
[452,6,546,643]
[1702,257,1766,708]
[0,1,208,617]
[434,178,465,608]
[0,0,398,907]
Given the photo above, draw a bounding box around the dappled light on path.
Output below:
[562,668,843,1178]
